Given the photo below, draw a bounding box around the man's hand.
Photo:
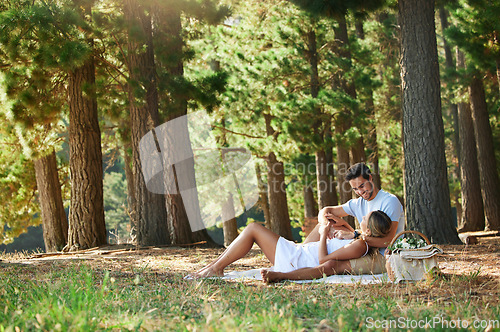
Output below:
[319,208,347,226]
[326,215,349,228]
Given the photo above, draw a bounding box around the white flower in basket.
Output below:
[385,230,443,283]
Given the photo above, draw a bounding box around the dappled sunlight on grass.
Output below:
[1,238,499,330]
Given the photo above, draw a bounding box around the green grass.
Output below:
[0,260,499,331]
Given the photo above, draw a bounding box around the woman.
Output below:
[188,210,392,280]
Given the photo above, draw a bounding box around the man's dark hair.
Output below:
[345,162,371,181]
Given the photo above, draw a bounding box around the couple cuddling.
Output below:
[189,162,404,282]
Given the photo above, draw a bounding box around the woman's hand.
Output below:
[318,221,332,237]
[318,207,331,225]
[332,229,355,240]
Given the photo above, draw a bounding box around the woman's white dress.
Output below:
[272,237,356,273]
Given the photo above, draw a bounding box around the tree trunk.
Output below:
[399,0,461,244]
[222,194,238,247]
[303,182,318,218]
[66,3,107,251]
[122,143,137,240]
[457,101,485,231]
[456,50,484,232]
[334,15,366,165]
[439,7,462,226]
[355,18,378,182]
[315,149,337,209]
[266,152,293,240]
[350,139,367,164]
[67,56,107,251]
[325,147,339,206]
[336,124,355,229]
[306,29,336,210]
[256,163,271,229]
[468,76,500,231]
[156,8,216,245]
[336,124,352,205]
[34,150,68,252]
[365,98,382,189]
[124,0,169,246]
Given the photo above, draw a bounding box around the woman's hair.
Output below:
[367,210,392,238]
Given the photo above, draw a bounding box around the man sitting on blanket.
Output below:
[262,162,404,283]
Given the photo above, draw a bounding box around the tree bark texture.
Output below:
[303,182,318,218]
[124,0,169,246]
[215,120,239,247]
[456,50,484,232]
[439,7,462,226]
[267,152,293,240]
[399,0,461,244]
[222,194,238,247]
[34,150,68,252]
[335,123,352,205]
[67,53,107,251]
[123,144,137,240]
[457,101,485,231]
[468,76,500,231]
[315,149,337,209]
[256,163,271,229]
[336,126,355,229]
[325,147,339,206]
[157,9,215,245]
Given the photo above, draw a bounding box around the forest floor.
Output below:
[2,231,499,292]
[1,232,499,330]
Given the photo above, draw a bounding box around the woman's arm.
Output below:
[364,221,399,248]
[318,239,368,265]
[303,206,349,244]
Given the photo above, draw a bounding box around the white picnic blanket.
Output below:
[222,268,387,284]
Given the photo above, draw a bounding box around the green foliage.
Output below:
[289,0,387,17]
[444,0,500,72]
[0,74,41,244]
[0,0,497,244]
[0,0,92,72]
[0,142,40,244]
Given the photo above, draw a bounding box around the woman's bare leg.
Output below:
[261,260,352,283]
[191,223,280,278]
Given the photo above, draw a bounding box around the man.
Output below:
[262,162,404,282]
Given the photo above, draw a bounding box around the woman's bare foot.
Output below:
[261,269,284,284]
[187,266,224,279]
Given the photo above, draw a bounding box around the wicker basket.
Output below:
[385,230,443,283]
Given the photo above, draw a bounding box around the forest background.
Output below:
[0,0,499,253]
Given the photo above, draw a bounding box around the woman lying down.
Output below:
[187,210,392,283]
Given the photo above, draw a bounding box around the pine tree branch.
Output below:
[94,53,128,82]
[210,125,266,139]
